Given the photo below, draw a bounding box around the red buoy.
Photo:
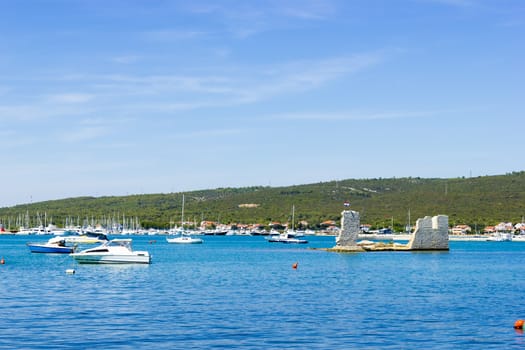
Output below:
[292,262,298,269]
[514,320,524,329]
[0,257,4,265]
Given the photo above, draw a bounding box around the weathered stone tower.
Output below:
[335,210,363,251]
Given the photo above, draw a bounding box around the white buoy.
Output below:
[66,269,75,274]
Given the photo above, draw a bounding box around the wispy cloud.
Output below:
[44,52,384,112]
[110,55,142,64]
[183,0,337,38]
[232,52,385,103]
[172,127,244,139]
[60,126,109,143]
[417,0,476,7]
[278,0,337,20]
[267,110,442,122]
[0,51,387,126]
[47,93,94,104]
[0,105,65,122]
[141,29,207,41]
[58,117,122,143]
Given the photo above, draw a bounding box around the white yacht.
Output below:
[70,238,151,264]
[267,232,308,244]
[166,234,203,244]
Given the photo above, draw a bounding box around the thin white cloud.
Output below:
[111,53,383,108]
[60,125,109,143]
[278,0,337,20]
[47,93,94,104]
[268,110,441,121]
[111,55,142,64]
[183,0,337,38]
[36,52,384,112]
[0,51,388,125]
[417,0,476,7]
[173,128,244,139]
[232,52,385,103]
[141,29,207,41]
[0,105,61,122]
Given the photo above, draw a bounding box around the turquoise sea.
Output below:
[1,235,524,349]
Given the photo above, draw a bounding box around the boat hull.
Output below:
[267,237,308,244]
[166,236,203,244]
[70,253,151,264]
[27,243,75,254]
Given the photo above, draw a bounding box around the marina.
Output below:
[1,234,525,349]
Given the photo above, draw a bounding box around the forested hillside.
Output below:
[1,172,524,231]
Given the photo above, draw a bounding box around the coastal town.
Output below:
[1,218,524,242]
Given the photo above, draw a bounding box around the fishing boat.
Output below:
[27,236,76,254]
[70,238,151,264]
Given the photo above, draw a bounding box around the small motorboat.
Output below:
[166,234,203,244]
[70,238,151,264]
[267,232,308,244]
[27,236,76,254]
[63,232,109,244]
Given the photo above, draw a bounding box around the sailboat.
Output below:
[267,205,308,244]
[166,194,203,244]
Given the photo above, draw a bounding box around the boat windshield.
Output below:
[107,239,132,249]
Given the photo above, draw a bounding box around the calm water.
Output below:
[1,235,525,349]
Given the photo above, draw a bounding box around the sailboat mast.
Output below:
[181,194,185,228]
[292,205,295,231]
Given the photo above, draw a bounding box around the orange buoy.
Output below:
[0,257,4,265]
[292,262,298,269]
[514,320,524,329]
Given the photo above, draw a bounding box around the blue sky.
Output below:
[1,0,523,207]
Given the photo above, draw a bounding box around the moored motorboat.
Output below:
[486,232,512,242]
[27,236,76,254]
[166,234,203,244]
[70,238,151,264]
[63,232,108,244]
[267,205,308,244]
[267,232,308,244]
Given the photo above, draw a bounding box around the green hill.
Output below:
[1,172,524,231]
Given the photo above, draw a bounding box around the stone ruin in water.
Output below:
[332,210,449,251]
[406,215,449,250]
[333,210,364,251]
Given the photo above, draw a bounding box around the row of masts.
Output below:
[0,211,142,232]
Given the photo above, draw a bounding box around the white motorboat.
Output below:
[512,234,525,242]
[486,232,512,242]
[267,205,308,244]
[63,232,108,244]
[267,232,308,244]
[166,234,203,244]
[70,238,151,264]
